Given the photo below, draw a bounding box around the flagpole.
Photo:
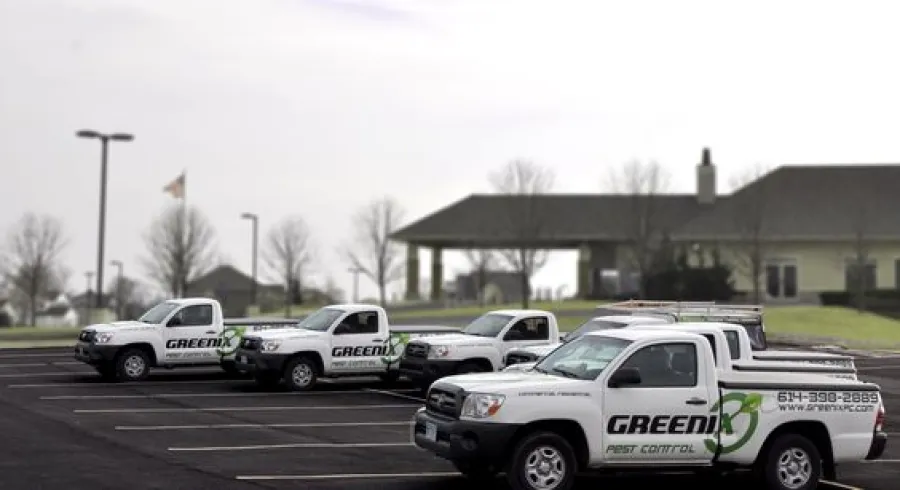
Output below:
[181,169,187,298]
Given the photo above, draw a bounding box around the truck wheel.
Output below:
[115,348,151,382]
[283,356,318,391]
[506,431,577,490]
[761,433,822,490]
[452,460,498,481]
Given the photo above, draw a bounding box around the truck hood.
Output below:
[437,371,586,393]
[414,333,495,347]
[83,321,156,333]
[513,343,562,357]
[247,328,326,341]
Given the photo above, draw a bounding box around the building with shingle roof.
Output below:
[392,148,900,303]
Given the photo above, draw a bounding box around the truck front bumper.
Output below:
[411,408,519,464]
[398,357,460,386]
[73,341,119,365]
[866,431,887,460]
[233,348,289,374]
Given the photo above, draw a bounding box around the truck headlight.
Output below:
[260,340,282,352]
[95,332,114,344]
[428,345,449,359]
[461,393,505,418]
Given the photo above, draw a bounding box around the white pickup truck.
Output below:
[411,328,887,490]
[398,309,562,389]
[73,297,298,381]
[233,304,459,390]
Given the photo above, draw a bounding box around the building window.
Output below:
[765,259,798,299]
[845,259,876,292]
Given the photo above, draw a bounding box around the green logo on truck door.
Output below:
[216,326,245,356]
[703,392,762,455]
[380,332,410,365]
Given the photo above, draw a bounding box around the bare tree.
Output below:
[490,159,555,308]
[2,213,68,326]
[463,249,496,306]
[142,204,217,298]
[344,196,405,306]
[606,159,670,298]
[728,163,771,304]
[264,215,314,316]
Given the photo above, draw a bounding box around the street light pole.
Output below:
[240,212,259,307]
[348,267,363,303]
[110,260,123,319]
[77,129,134,309]
[84,271,94,324]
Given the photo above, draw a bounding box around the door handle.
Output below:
[372,339,386,343]
[685,397,707,406]
[205,330,216,334]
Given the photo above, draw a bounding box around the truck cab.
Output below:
[233,304,459,390]
[399,309,561,389]
[411,328,887,490]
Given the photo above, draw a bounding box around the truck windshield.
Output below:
[138,302,179,324]
[462,313,514,337]
[562,319,626,342]
[297,308,345,332]
[533,335,632,380]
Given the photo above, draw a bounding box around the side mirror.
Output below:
[504,330,525,341]
[333,323,352,335]
[166,316,182,327]
[608,367,641,388]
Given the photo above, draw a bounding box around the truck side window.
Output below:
[174,305,213,327]
[618,342,698,387]
[338,311,379,334]
[505,317,549,341]
[701,334,717,363]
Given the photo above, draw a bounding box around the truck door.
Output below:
[500,316,552,356]
[162,304,220,364]
[602,340,716,464]
[329,310,384,372]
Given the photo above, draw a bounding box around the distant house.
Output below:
[70,291,116,324]
[453,270,525,304]
[0,298,18,327]
[34,293,80,327]
[186,265,279,317]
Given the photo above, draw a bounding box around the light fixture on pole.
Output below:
[77,129,134,309]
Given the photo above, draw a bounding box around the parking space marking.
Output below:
[863,459,900,463]
[365,388,425,403]
[116,421,411,431]
[74,403,417,413]
[0,362,81,368]
[820,480,864,490]
[0,371,94,378]
[42,388,419,400]
[169,442,413,452]
[856,366,900,371]
[0,353,72,360]
[235,472,459,480]
[8,379,236,388]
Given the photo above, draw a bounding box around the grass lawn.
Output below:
[763,306,900,348]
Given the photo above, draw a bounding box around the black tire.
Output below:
[115,348,151,382]
[506,431,577,490]
[282,356,318,391]
[760,433,822,490]
[452,459,498,481]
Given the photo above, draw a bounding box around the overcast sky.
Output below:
[2,0,900,303]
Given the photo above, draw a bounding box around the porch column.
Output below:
[577,244,591,299]
[430,246,443,301]
[404,244,420,300]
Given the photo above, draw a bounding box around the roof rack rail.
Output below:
[603,300,716,310]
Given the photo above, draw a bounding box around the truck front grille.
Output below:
[78,331,95,343]
[505,352,537,366]
[425,384,463,419]
[404,343,427,359]
[241,337,261,350]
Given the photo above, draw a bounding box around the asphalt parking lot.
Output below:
[0,347,898,490]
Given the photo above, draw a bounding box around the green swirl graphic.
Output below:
[703,392,761,455]
[380,332,410,365]
[217,326,246,356]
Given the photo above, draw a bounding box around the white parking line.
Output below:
[819,480,863,490]
[0,362,82,368]
[235,472,459,480]
[116,421,412,431]
[0,353,72,359]
[74,403,417,414]
[170,442,413,452]
[8,379,237,388]
[365,388,425,403]
[42,388,418,400]
[863,459,900,463]
[0,371,94,378]
[856,365,900,371]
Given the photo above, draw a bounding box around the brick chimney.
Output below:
[697,147,716,204]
